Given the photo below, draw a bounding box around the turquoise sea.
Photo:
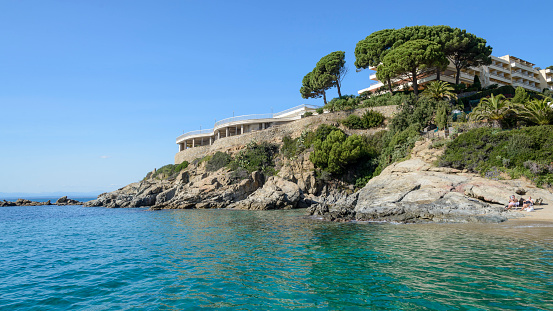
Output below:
[1,205,552,310]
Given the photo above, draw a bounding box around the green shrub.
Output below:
[228,141,278,175]
[342,110,385,130]
[316,108,324,114]
[362,110,385,128]
[281,136,299,159]
[315,124,341,141]
[390,96,444,133]
[439,125,553,187]
[147,161,189,180]
[435,104,448,129]
[360,93,412,108]
[324,95,362,111]
[374,123,421,176]
[206,151,231,171]
[303,111,313,117]
[299,130,316,149]
[309,130,369,174]
[341,114,364,129]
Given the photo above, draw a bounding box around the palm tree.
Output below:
[520,97,553,125]
[423,81,457,100]
[469,94,517,128]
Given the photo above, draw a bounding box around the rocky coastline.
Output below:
[81,107,552,224]
[1,196,83,207]
[83,138,552,224]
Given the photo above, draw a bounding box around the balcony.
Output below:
[369,73,378,80]
[511,62,535,72]
[547,77,553,83]
[489,72,511,83]
[545,68,552,74]
[489,63,510,72]
[512,81,540,92]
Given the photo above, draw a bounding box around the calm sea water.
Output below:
[1,205,552,310]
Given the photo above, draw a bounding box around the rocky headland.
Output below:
[84,107,552,224]
[1,196,83,207]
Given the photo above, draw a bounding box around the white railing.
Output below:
[273,104,319,117]
[214,113,275,128]
[177,104,321,143]
[176,128,214,143]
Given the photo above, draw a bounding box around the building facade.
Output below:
[358,55,552,95]
[175,104,319,152]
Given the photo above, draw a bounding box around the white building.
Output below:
[358,55,552,95]
[175,104,319,152]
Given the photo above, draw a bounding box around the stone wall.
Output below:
[174,105,398,164]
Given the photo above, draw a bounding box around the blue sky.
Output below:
[1,0,552,196]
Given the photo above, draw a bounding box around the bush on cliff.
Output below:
[310,129,369,174]
[324,95,362,111]
[146,161,189,180]
[281,130,316,160]
[228,141,278,175]
[360,93,412,108]
[373,123,421,176]
[206,151,231,171]
[389,96,448,133]
[342,110,385,129]
[439,125,553,187]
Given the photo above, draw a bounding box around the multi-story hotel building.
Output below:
[358,55,553,95]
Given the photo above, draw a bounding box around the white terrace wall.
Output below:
[174,105,398,164]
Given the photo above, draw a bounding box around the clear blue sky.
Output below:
[1,0,552,196]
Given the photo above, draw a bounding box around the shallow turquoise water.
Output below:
[1,205,552,310]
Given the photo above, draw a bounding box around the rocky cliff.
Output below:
[84,153,320,211]
[85,108,552,224]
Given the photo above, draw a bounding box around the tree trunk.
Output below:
[412,69,419,97]
[336,82,342,98]
[455,66,461,85]
[387,77,393,93]
[436,68,441,81]
[323,91,327,105]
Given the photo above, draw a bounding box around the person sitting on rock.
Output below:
[520,197,534,211]
[506,195,518,210]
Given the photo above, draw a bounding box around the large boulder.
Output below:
[310,158,523,223]
[228,176,301,210]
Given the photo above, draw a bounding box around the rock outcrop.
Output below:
[227,176,301,210]
[308,141,553,223]
[0,197,82,207]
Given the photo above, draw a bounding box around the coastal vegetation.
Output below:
[341,110,385,129]
[228,141,278,176]
[439,126,553,187]
[145,161,189,180]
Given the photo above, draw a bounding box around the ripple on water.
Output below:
[0,206,552,310]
